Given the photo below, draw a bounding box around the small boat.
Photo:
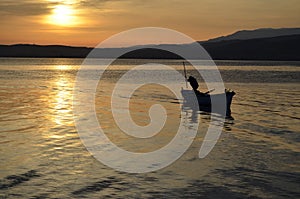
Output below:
[181,62,235,117]
[181,88,235,117]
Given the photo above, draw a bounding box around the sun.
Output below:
[47,5,77,26]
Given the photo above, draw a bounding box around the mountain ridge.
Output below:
[204,27,300,43]
[1,28,300,60]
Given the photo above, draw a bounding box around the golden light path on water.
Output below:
[53,76,73,126]
[45,66,75,142]
[55,65,71,70]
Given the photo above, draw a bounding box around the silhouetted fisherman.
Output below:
[188,76,199,91]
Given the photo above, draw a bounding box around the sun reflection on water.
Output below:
[55,65,71,70]
[52,75,73,126]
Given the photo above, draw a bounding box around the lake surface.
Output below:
[0,58,299,198]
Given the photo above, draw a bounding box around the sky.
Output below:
[0,0,299,47]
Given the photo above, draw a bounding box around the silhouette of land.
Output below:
[205,27,300,42]
[1,28,300,60]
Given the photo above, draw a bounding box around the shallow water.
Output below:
[0,58,299,198]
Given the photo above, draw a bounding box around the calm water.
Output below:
[0,58,299,198]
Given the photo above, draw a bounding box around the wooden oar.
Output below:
[183,61,188,88]
[205,88,215,94]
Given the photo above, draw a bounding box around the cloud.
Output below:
[0,0,57,16]
[77,0,126,10]
[0,0,114,17]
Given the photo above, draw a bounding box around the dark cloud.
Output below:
[0,0,57,16]
[0,0,147,17]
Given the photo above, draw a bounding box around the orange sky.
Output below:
[0,0,299,47]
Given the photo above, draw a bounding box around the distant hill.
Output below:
[201,34,300,60]
[121,34,300,60]
[0,28,300,60]
[205,28,300,43]
[0,44,91,58]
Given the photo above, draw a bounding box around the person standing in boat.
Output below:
[188,76,205,95]
[188,76,199,91]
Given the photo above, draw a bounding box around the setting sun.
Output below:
[47,5,78,26]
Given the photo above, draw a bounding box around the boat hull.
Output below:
[181,89,235,116]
